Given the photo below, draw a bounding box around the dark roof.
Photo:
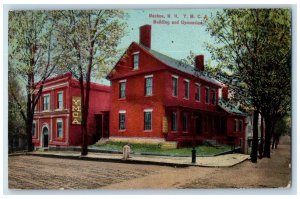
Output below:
[218,98,246,116]
[138,43,222,87]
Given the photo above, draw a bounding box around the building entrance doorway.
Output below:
[95,112,110,142]
[42,127,49,147]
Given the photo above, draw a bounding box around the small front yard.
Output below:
[91,141,232,156]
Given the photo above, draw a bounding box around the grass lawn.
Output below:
[91,141,233,156]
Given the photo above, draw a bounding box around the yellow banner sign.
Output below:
[72,96,81,125]
[162,116,168,133]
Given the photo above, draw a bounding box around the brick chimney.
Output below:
[139,24,151,49]
[195,55,204,71]
[222,86,229,100]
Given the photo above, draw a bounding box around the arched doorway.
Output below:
[42,126,49,147]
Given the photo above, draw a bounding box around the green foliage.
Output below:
[51,10,127,80]
[274,113,291,136]
[206,9,291,115]
[206,9,292,158]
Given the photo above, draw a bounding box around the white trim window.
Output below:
[57,119,63,138]
[182,112,188,132]
[144,109,153,131]
[119,111,126,130]
[211,89,216,105]
[145,75,153,96]
[133,52,139,70]
[43,94,50,111]
[57,91,63,109]
[234,119,239,132]
[184,79,190,99]
[172,75,178,97]
[32,121,36,137]
[119,80,126,99]
[239,119,243,132]
[195,83,201,101]
[171,111,177,131]
[205,87,210,104]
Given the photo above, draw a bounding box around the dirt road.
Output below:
[8,135,291,189]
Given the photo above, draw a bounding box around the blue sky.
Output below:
[118,8,221,62]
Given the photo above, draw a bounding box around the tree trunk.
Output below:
[80,41,94,156]
[26,79,34,152]
[80,78,88,156]
[26,115,34,152]
[81,81,91,156]
[251,110,259,163]
[258,116,264,159]
[263,119,272,158]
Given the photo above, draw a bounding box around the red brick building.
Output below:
[108,25,246,148]
[32,73,110,148]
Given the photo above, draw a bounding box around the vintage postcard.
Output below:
[7,7,292,191]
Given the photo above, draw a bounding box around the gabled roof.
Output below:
[218,98,246,116]
[137,43,222,87]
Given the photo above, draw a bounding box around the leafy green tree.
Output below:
[52,10,126,155]
[8,11,59,151]
[206,9,291,161]
[8,69,26,152]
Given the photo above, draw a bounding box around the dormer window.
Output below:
[133,52,139,70]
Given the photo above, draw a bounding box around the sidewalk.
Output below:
[26,150,250,167]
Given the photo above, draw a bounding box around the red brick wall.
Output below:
[110,71,166,138]
[68,83,111,145]
[227,115,246,145]
[33,74,111,147]
[164,71,219,112]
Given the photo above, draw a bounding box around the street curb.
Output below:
[26,153,192,168]
[24,152,249,168]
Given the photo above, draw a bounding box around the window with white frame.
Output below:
[211,90,216,104]
[57,92,63,109]
[144,109,152,131]
[195,83,200,101]
[119,111,126,130]
[32,121,36,137]
[205,87,209,104]
[172,76,178,97]
[133,53,139,70]
[43,94,50,111]
[184,79,189,99]
[57,119,63,138]
[171,111,177,131]
[234,119,238,132]
[119,80,126,99]
[239,119,243,132]
[145,75,153,96]
[183,112,188,132]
